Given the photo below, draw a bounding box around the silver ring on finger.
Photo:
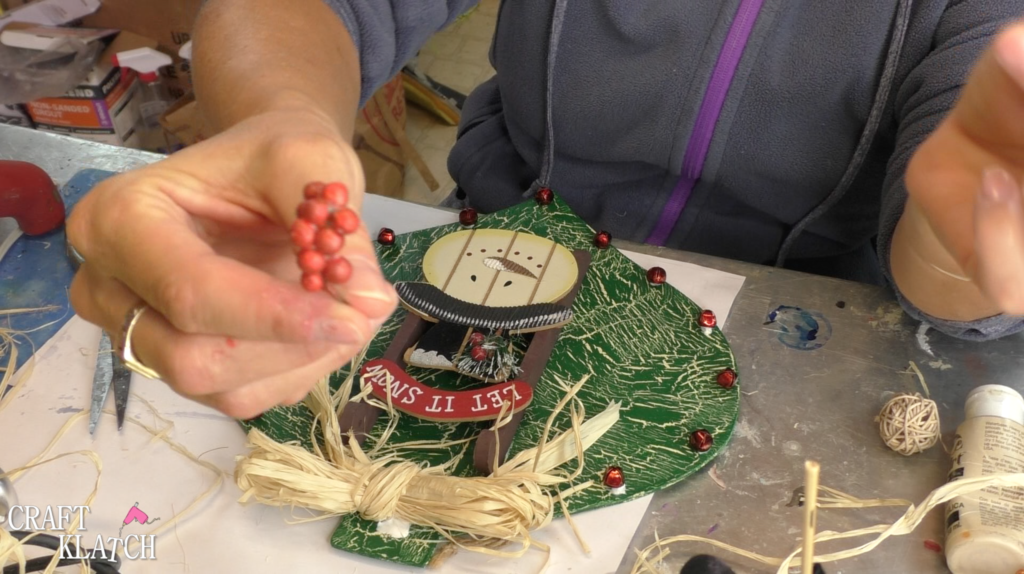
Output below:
[120,305,162,380]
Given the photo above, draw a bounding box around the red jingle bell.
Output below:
[716,368,737,389]
[459,208,478,227]
[377,227,396,245]
[470,345,488,361]
[603,466,625,489]
[594,230,612,249]
[535,187,554,206]
[689,429,713,452]
[698,309,717,329]
[469,332,486,346]
[646,267,667,285]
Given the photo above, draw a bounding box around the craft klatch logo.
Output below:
[4,503,160,560]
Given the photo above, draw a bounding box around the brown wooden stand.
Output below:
[338,312,431,443]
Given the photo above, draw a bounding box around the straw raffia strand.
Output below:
[1,321,225,574]
[630,473,1024,574]
[234,370,619,557]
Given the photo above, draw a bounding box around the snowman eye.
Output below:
[471,275,477,282]
[504,280,512,287]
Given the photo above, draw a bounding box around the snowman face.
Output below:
[422,229,578,307]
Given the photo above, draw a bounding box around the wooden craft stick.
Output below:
[372,92,440,191]
[802,460,821,574]
[473,250,592,474]
[338,312,431,443]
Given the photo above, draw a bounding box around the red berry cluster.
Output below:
[291,182,359,292]
[468,331,490,361]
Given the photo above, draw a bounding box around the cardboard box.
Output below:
[159,90,207,145]
[26,66,140,146]
[81,0,201,99]
[0,103,32,127]
[24,31,158,147]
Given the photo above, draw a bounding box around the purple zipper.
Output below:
[645,0,766,246]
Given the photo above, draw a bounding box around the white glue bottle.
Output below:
[945,384,1024,574]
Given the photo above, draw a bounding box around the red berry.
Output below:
[535,187,553,206]
[331,208,360,234]
[297,250,326,273]
[323,182,348,206]
[698,309,717,329]
[646,267,666,285]
[301,272,324,292]
[716,368,737,389]
[290,219,317,249]
[469,332,486,346]
[303,182,326,199]
[377,227,396,245]
[689,429,713,452]
[594,230,612,249]
[470,345,488,361]
[603,466,625,489]
[323,257,352,284]
[315,228,344,254]
[459,208,478,227]
[298,199,330,226]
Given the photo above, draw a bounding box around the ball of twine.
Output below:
[876,393,940,456]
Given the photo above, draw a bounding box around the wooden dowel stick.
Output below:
[802,460,821,574]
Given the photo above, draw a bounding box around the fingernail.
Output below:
[981,167,1020,204]
[347,256,399,309]
[313,317,366,344]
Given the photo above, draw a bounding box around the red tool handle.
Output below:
[0,160,64,236]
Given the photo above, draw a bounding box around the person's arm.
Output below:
[192,0,362,136]
[65,0,476,418]
[192,0,479,138]
[881,6,1024,340]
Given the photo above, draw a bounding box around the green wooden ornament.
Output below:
[241,194,740,567]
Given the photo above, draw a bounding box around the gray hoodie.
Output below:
[326,0,1024,341]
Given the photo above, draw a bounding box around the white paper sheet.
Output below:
[0,196,744,573]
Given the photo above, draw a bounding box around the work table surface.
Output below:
[4,125,1022,574]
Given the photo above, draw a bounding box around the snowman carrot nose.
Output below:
[483,257,538,279]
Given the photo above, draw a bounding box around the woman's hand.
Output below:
[67,101,397,419]
[898,23,1024,320]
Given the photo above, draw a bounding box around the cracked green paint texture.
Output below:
[241,196,739,567]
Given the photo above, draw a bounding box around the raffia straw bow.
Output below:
[234,367,620,558]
